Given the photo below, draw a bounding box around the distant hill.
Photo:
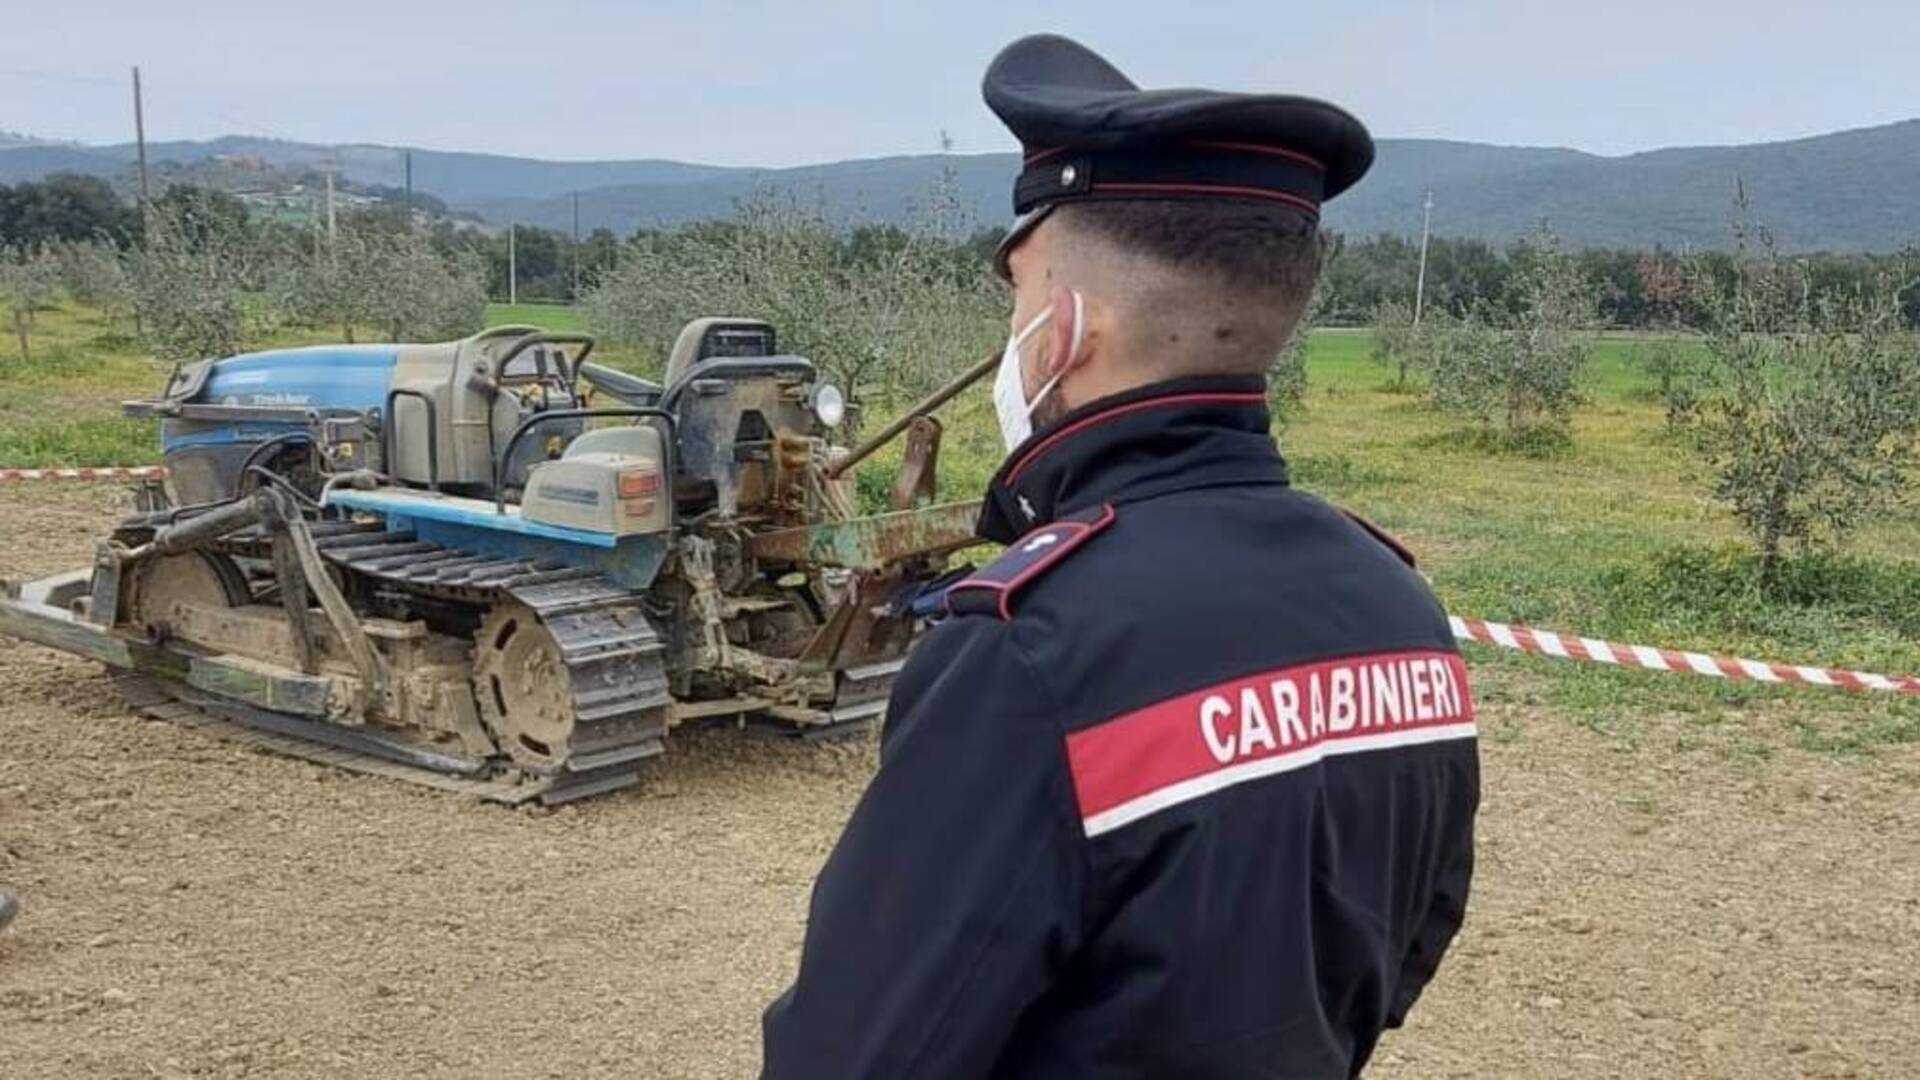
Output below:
[4,121,1917,250]
[468,122,1920,251]
[1329,123,1920,251]
[471,153,1016,236]
[0,135,741,204]
[0,130,82,151]
[0,144,127,184]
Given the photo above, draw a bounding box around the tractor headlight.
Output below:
[812,382,847,429]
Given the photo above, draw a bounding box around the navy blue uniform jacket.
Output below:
[763,375,1480,1078]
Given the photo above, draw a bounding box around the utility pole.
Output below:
[1413,187,1434,326]
[508,223,517,305]
[131,66,151,231]
[570,191,581,301]
[404,150,413,225]
[324,170,337,248]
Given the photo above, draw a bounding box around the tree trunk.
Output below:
[13,310,28,363]
[1757,476,1793,589]
[1758,534,1780,588]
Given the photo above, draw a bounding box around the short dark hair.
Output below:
[1052,200,1323,374]
[1056,200,1320,293]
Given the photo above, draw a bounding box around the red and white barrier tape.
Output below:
[0,466,165,484]
[1450,615,1920,695]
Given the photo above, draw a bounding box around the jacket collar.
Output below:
[976,373,1289,543]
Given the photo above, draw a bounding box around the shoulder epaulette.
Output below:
[1341,508,1417,568]
[946,503,1116,620]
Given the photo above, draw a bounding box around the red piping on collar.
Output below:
[1004,391,1269,486]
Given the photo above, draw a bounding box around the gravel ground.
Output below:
[1,487,1917,1078]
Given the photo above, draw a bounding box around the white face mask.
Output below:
[993,290,1084,453]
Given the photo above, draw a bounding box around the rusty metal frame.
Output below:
[744,500,983,570]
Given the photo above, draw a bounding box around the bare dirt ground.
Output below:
[2,487,1917,1079]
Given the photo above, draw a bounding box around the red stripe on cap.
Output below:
[1023,146,1068,164]
[1004,392,1267,486]
[1091,181,1320,215]
[1188,140,1327,171]
[1066,650,1475,837]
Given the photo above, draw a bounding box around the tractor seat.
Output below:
[658,355,817,414]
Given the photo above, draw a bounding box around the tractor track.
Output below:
[174,517,676,802]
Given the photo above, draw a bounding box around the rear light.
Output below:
[617,469,660,499]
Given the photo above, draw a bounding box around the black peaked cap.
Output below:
[983,34,1374,275]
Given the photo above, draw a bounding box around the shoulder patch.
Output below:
[1342,508,1417,568]
[946,503,1116,620]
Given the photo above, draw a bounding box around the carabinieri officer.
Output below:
[763,33,1480,1079]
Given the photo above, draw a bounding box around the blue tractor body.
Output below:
[161,344,400,453]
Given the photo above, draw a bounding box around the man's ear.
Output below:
[1043,286,1090,378]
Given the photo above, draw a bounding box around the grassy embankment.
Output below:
[3,302,1916,751]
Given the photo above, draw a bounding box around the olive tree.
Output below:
[584,179,1004,433]
[1683,220,1920,580]
[1369,296,1419,389]
[584,192,862,379]
[287,226,488,343]
[1637,339,1710,432]
[48,240,131,315]
[286,231,375,341]
[1266,279,1324,425]
[359,232,488,342]
[1425,228,1592,446]
[0,246,58,361]
[127,196,266,362]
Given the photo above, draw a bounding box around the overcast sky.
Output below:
[5,1,1916,165]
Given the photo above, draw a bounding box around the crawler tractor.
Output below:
[0,321,982,803]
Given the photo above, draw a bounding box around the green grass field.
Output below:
[4,300,1916,751]
[485,301,589,332]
